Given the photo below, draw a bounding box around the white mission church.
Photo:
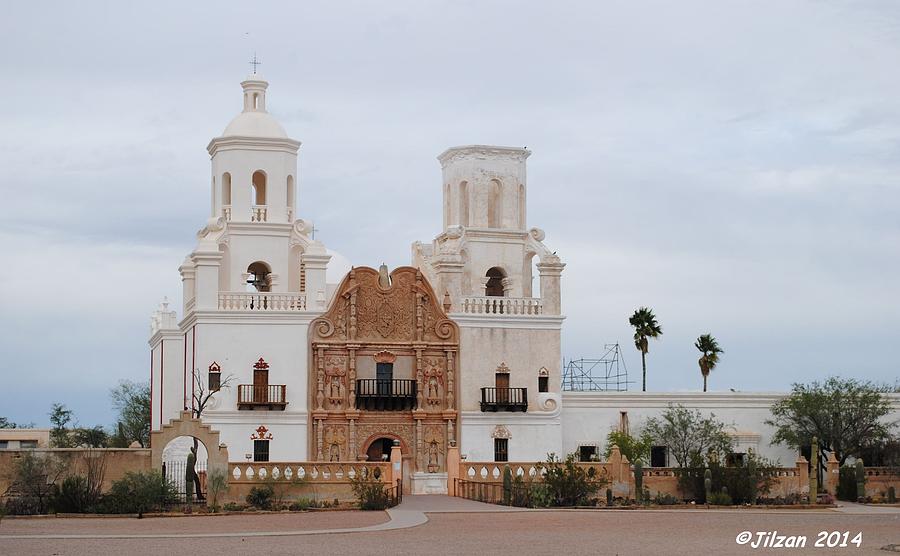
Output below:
[149,73,821,492]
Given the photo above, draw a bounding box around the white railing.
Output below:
[460,296,543,316]
[218,292,307,311]
[251,205,268,222]
[222,205,232,221]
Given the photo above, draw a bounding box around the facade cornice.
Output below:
[437,145,531,168]
[206,136,301,156]
[148,328,182,347]
[461,228,529,242]
[224,222,294,236]
[561,391,900,410]
[459,409,562,422]
[449,314,565,330]
[202,411,309,425]
[179,310,324,328]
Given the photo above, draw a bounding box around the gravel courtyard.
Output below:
[2,498,899,555]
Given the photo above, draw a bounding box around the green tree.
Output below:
[629,307,663,392]
[71,426,109,448]
[49,403,73,448]
[110,380,151,448]
[1,417,19,429]
[766,377,896,465]
[694,334,723,392]
[604,429,653,465]
[643,405,734,467]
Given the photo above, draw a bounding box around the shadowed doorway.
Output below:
[366,437,395,462]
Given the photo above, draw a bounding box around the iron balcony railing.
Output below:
[237,384,287,410]
[355,379,417,411]
[480,387,528,412]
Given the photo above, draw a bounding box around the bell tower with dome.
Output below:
[149,73,332,463]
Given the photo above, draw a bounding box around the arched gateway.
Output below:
[150,411,229,473]
[309,265,459,493]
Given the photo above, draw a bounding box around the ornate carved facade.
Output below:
[309,266,459,479]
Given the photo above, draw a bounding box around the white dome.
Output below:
[222,111,288,138]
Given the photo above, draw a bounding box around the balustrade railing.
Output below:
[461,296,543,316]
[480,387,528,412]
[237,384,287,409]
[356,379,417,411]
[228,461,391,483]
[222,205,232,221]
[218,292,307,311]
[251,205,267,222]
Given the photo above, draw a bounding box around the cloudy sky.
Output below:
[1,1,898,427]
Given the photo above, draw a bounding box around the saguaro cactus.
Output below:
[606,488,613,507]
[809,436,819,502]
[502,465,512,506]
[185,451,196,503]
[855,460,866,501]
[704,467,712,504]
[633,461,643,503]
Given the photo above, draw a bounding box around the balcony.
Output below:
[461,296,543,316]
[355,379,417,411]
[218,292,307,311]
[237,385,287,410]
[480,387,528,412]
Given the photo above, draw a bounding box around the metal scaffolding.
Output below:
[562,344,632,392]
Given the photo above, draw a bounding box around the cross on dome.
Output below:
[249,53,261,74]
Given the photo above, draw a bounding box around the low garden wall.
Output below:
[223,461,394,505]
[0,448,151,495]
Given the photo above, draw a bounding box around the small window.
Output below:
[650,445,667,467]
[538,375,549,393]
[725,452,746,467]
[208,362,221,391]
[20,440,37,449]
[494,438,508,462]
[253,439,270,462]
[0,441,8,450]
[578,445,598,462]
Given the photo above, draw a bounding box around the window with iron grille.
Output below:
[253,439,270,462]
[494,438,508,462]
[538,375,549,392]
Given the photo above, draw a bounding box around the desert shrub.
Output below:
[527,482,553,508]
[708,490,733,505]
[52,475,94,513]
[105,470,178,517]
[246,485,275,510]
[222,502,243,512]
[206,467,228,512]
[3,451,68,515]
[654,492,679,505]
[349,476,391,510]
[289,498,314,511]
[540,452,605,507]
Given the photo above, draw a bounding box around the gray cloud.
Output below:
[2,0,898,425]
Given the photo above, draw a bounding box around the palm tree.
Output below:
[629,307,662,392]
[695,334,723,392]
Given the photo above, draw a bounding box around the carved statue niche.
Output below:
[422,357,444,409]
[324,355,347,409]
[324,425,347,462]
[424,425,444,473]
